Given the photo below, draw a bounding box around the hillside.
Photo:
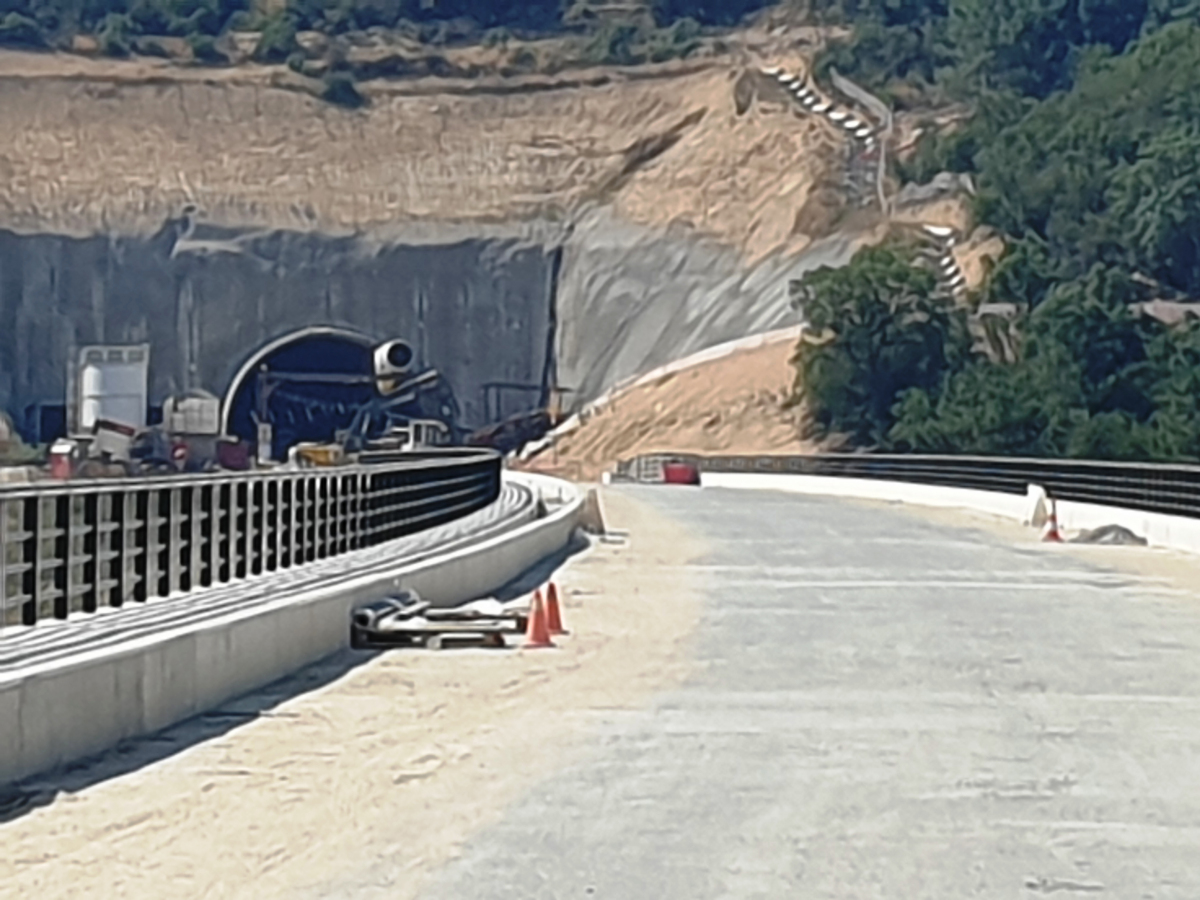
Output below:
[0,35,857,259]
[520,332,820,480]
[0,5,982,459]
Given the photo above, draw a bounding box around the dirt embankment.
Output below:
[523,334,822,480]
[0,45,848,260]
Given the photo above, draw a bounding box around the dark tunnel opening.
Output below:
[224,331,375,460]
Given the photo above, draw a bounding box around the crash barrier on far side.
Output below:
[618,452,1200,556]
[0,470,582,786]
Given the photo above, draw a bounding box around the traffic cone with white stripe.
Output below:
[523,589,555,649]
[1041,498,1064,542]
[545,582,567,635]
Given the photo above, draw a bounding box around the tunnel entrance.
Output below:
[222,327,375,460]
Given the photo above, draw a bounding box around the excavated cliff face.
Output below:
[556,207,863,403]
[0,222,558,429]
[0,45,900,435]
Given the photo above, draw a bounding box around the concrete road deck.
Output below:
[418,486,1200,899]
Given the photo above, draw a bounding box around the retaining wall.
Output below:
[0,471,581,786]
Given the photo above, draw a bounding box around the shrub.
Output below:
[187,32,227,63]
[321,70,365,107]
[0,11,45,48]
[253,12,299,62]
[98,13,132,57]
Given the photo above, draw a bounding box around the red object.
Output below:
[545,582,567,635]
[1041,499,1064,542]
[217,440,251,471]
[662,461,700,485]
[523,589,555,649]
[49,451,73,480]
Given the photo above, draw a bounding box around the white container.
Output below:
[75,345,149,432]
[165,392,221,435]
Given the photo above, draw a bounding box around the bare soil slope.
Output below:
[0,48,842,258]
[523,334,819,480]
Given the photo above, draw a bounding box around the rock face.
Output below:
[0,222,558,436]
[0,208,873,443]
[556,208,863,403]
[0,51,876,443]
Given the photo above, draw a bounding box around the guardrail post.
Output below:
[113,490,129,606]
[80,493,98,614]
[216,483,232,584]
[265,479,279,572]
[133,490,151,602]
[23,498,40,625]
[295,476,307,564]
[51,494,69,620]
[0,497,10,630]
[96,491,119,609]
[332,476,344,555]
[196,484,212,588]
[163,487,181,597]
[235,480,249,580]
[319,476,330,558]
[281,478,294,569]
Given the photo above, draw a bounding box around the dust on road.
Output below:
[0,489,703,900]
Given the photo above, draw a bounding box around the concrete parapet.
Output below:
[0,472,581,786]
[704,470,1200,556]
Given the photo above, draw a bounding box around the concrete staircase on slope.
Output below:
[762,66,879,208]
[917,223,968,302]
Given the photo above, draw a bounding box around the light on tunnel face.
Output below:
[386,343,413,369]
[374,339,415,382]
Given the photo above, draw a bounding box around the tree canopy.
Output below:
[795,0,1200,462]
[0,0,770,53]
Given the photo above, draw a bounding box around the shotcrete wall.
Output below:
[0,210,868,442]
[0,223,557,435]
[554,209,862,402]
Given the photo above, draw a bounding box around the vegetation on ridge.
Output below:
[793,3,1200,461]
[0,0,766,60]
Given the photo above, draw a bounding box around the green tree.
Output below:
[253,10,298,62]
[0,10,44,45]
[792,244,970,445]
[98,10,132,54]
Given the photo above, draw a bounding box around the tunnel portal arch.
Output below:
[221,327,376,458]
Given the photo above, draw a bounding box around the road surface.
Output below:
[416,486,1200,899]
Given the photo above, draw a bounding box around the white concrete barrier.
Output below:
[703,470,1200,555]
[0,472,582,786]
[1055,498,1200,552]
[702,471,1032,521]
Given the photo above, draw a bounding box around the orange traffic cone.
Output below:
[523,589,555,648]
[1041,498,1063,543]
[545,582,567,635]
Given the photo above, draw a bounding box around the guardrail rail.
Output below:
[620,452,1200,520]
[0,449,501,630]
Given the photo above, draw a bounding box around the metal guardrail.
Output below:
[626,452,1200,521]
[0,449,501,630]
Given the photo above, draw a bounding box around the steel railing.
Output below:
[0,449,501,630]
[621,452,1200,521]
